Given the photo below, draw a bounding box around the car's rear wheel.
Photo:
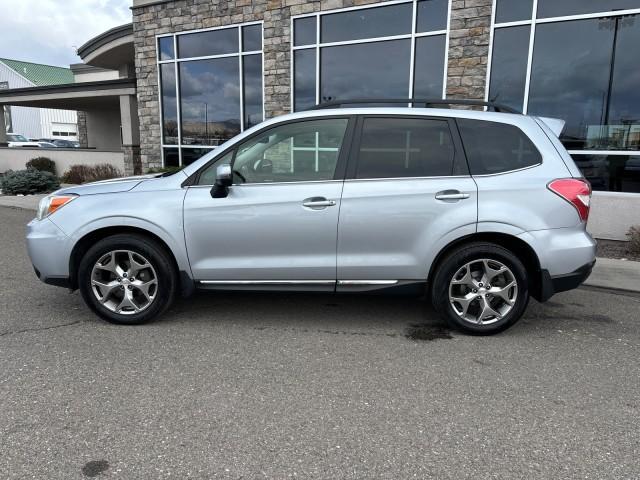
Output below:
[431,242,529,335]
[78,234,177,325]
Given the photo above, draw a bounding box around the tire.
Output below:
[431,242,529,335]
[78,234,178,325]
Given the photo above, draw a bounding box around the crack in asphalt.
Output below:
[0,320,83,338]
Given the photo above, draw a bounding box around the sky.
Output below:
[0,0,132,67]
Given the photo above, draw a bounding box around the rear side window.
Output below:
[355,117,456,179]
[457,119,542,175]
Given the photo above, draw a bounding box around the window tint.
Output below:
[457,119,541,175]
[537,0,640,19]
[321,3,412,43]
[495,0,533,23]
[242,24,262,52]
[294,17,316,46]
[177,28,238,58]
[413,35,446,99]
[488,25,529,112]
[294,49,316,111]
[416,0,448,32]
[356,118,455,179]
[158,37,174,60]
[231,119,349,184]
[197,150,234,185]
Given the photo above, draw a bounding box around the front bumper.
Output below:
[539,260,596,302]
[26,217,72,287]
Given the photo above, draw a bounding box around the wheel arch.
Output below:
[427,232,544,301]
[69,226,194,296]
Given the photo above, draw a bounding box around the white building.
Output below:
[0,58,78,141]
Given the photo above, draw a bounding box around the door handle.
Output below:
[435,190,470,201]
[302,197,336,209]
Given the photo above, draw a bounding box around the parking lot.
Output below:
[1,206,639,479]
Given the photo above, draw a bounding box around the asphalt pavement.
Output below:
[1,206,639,479]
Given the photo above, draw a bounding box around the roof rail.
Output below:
[307,98,520,114]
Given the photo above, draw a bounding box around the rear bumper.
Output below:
[539,260,595,302]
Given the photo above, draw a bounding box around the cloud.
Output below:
[0,0,132,67]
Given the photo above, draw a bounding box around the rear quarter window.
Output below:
[457,119,542,175]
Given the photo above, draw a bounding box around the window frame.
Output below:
[345,114,469,180]
[485,0,640,163]
[290,0,453,112]
[156,21,265,167]
[185,115,357,187]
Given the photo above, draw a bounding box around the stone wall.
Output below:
[77,111,88,148]
[132,0,493,168]
[446,0,492,101]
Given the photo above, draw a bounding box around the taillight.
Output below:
[547,178,592,222]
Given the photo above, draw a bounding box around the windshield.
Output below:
[8,134,28,142]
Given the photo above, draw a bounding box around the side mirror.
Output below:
[210,164,232,198]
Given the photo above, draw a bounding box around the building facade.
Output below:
[0,59,78,141]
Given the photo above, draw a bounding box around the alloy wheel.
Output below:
[448,258,518,325]
[90,250,158,315]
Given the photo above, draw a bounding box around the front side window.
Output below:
[457,119,541,175]
[356,117,456,179]
[230,118,349,184]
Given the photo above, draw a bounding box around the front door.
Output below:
[183,117,353,288]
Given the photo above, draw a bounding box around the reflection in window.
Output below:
[572,154,640,193]
[163,148,180,167]
[294,17,316,46]
[356,118,455,179]
[294,49,316,110]
[320,40,411,102]
[488,25,529,112]
[160,64,178,145]
[243,54,263,129]
[321,3,412,43]
[181,148,215,166]
[537,0,640,19]
[413,35,446,99]
[232,119,349,183]
[158,37,174,60]
[179,58,241,146]
[416,0,448,32]
[178,27,238,58]
[495,0,533,23]
[528,17,640,151]
[242,24,262,52]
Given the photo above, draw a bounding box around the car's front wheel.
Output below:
[78,234,177,325]
[431,242,529,335]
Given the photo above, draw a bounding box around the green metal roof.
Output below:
[0,58,73,86]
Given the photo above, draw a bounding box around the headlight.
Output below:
[36,194,77,220]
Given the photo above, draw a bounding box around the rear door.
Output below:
[336,115,478,287]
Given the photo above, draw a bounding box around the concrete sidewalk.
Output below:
[1,197,638,294]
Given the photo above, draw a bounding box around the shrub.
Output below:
[26,157,56,175]
[0,169,60,195]
[61,164,123,184]
[628,226,640,255]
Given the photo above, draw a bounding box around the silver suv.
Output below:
[26,101,596,335]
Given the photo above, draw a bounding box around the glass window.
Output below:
[495,0,533,23]
[197,150,234,185]
[242,54,263,129]
[537,0,640,19]
[488,25,529,112]
[294,49,316,111]
[177,28,238,58]
[182,147,214,166]
[457,119,541,175]
[605,15,640,152]
[571,154,640,193]
[416,0,448,32]
[320,40,411,103]
[321,3,413,43]
[356,118,455,179]
[158,37,174,60]
[413,35,446,99]
[294,17,317,46]
[163,148,180,167]
[242,24,262,52]
[232,119,349,183]
[179,58,241,146]
[528,18,614,151]
[160,64,178,145]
